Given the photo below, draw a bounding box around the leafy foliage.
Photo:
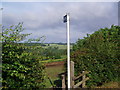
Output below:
[2,23,46,89]
[71,25,120,87]
[42,46,66,60]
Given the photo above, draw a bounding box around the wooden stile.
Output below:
[61,61,89,88]
[70,61,74,88]
[61,75,66,88]
[74,77,89,88]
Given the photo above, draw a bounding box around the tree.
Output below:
[2,23,46,89]
[71,25,120,87]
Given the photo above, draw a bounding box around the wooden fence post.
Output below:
[82,71,86,88]
[61,75,65,88]
[70,61,74,88]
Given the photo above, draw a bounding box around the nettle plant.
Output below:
[2,23,46,89]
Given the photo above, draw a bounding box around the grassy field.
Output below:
[41,44,73,49]
[34,43,68,87]
[41,58,65,63]
[45,64,65,88]
[41,55,66,63]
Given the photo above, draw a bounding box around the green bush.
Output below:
[2,23,46,89]
[71,25,120,87]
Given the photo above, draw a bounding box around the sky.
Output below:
[0,2,2,33]
[1,1,119,43]
[1,0,120,2]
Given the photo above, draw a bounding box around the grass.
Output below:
[96,81,120,88]
[40,44,73,50]
[45,65,65,88]
[41,55,66,63]
[45,44,67,49]
[41,58,65,63]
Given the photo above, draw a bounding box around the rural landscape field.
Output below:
[24,43,74,87]
[1,23,120,89]
[1,1,120,89]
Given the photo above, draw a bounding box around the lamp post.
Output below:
[63,13,70,89]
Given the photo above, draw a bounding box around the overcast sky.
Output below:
[2,2,118,43]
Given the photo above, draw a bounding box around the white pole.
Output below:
[66,13,70,89]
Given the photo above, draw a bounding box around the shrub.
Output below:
[2,23,46,89]
[71,25,120,87]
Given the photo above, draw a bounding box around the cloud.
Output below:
[2,0,120,2]
[22,26,67,43]
[2,2,118,43]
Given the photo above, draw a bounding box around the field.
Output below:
[41,55,66,63]
[40,43,67,87]
[45,63,65,87]
[41,43,73,49]
[40,43,72,63]
[3,23,119,89]
[42,58,64,63]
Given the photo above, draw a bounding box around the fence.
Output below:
[61,61,89,88]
